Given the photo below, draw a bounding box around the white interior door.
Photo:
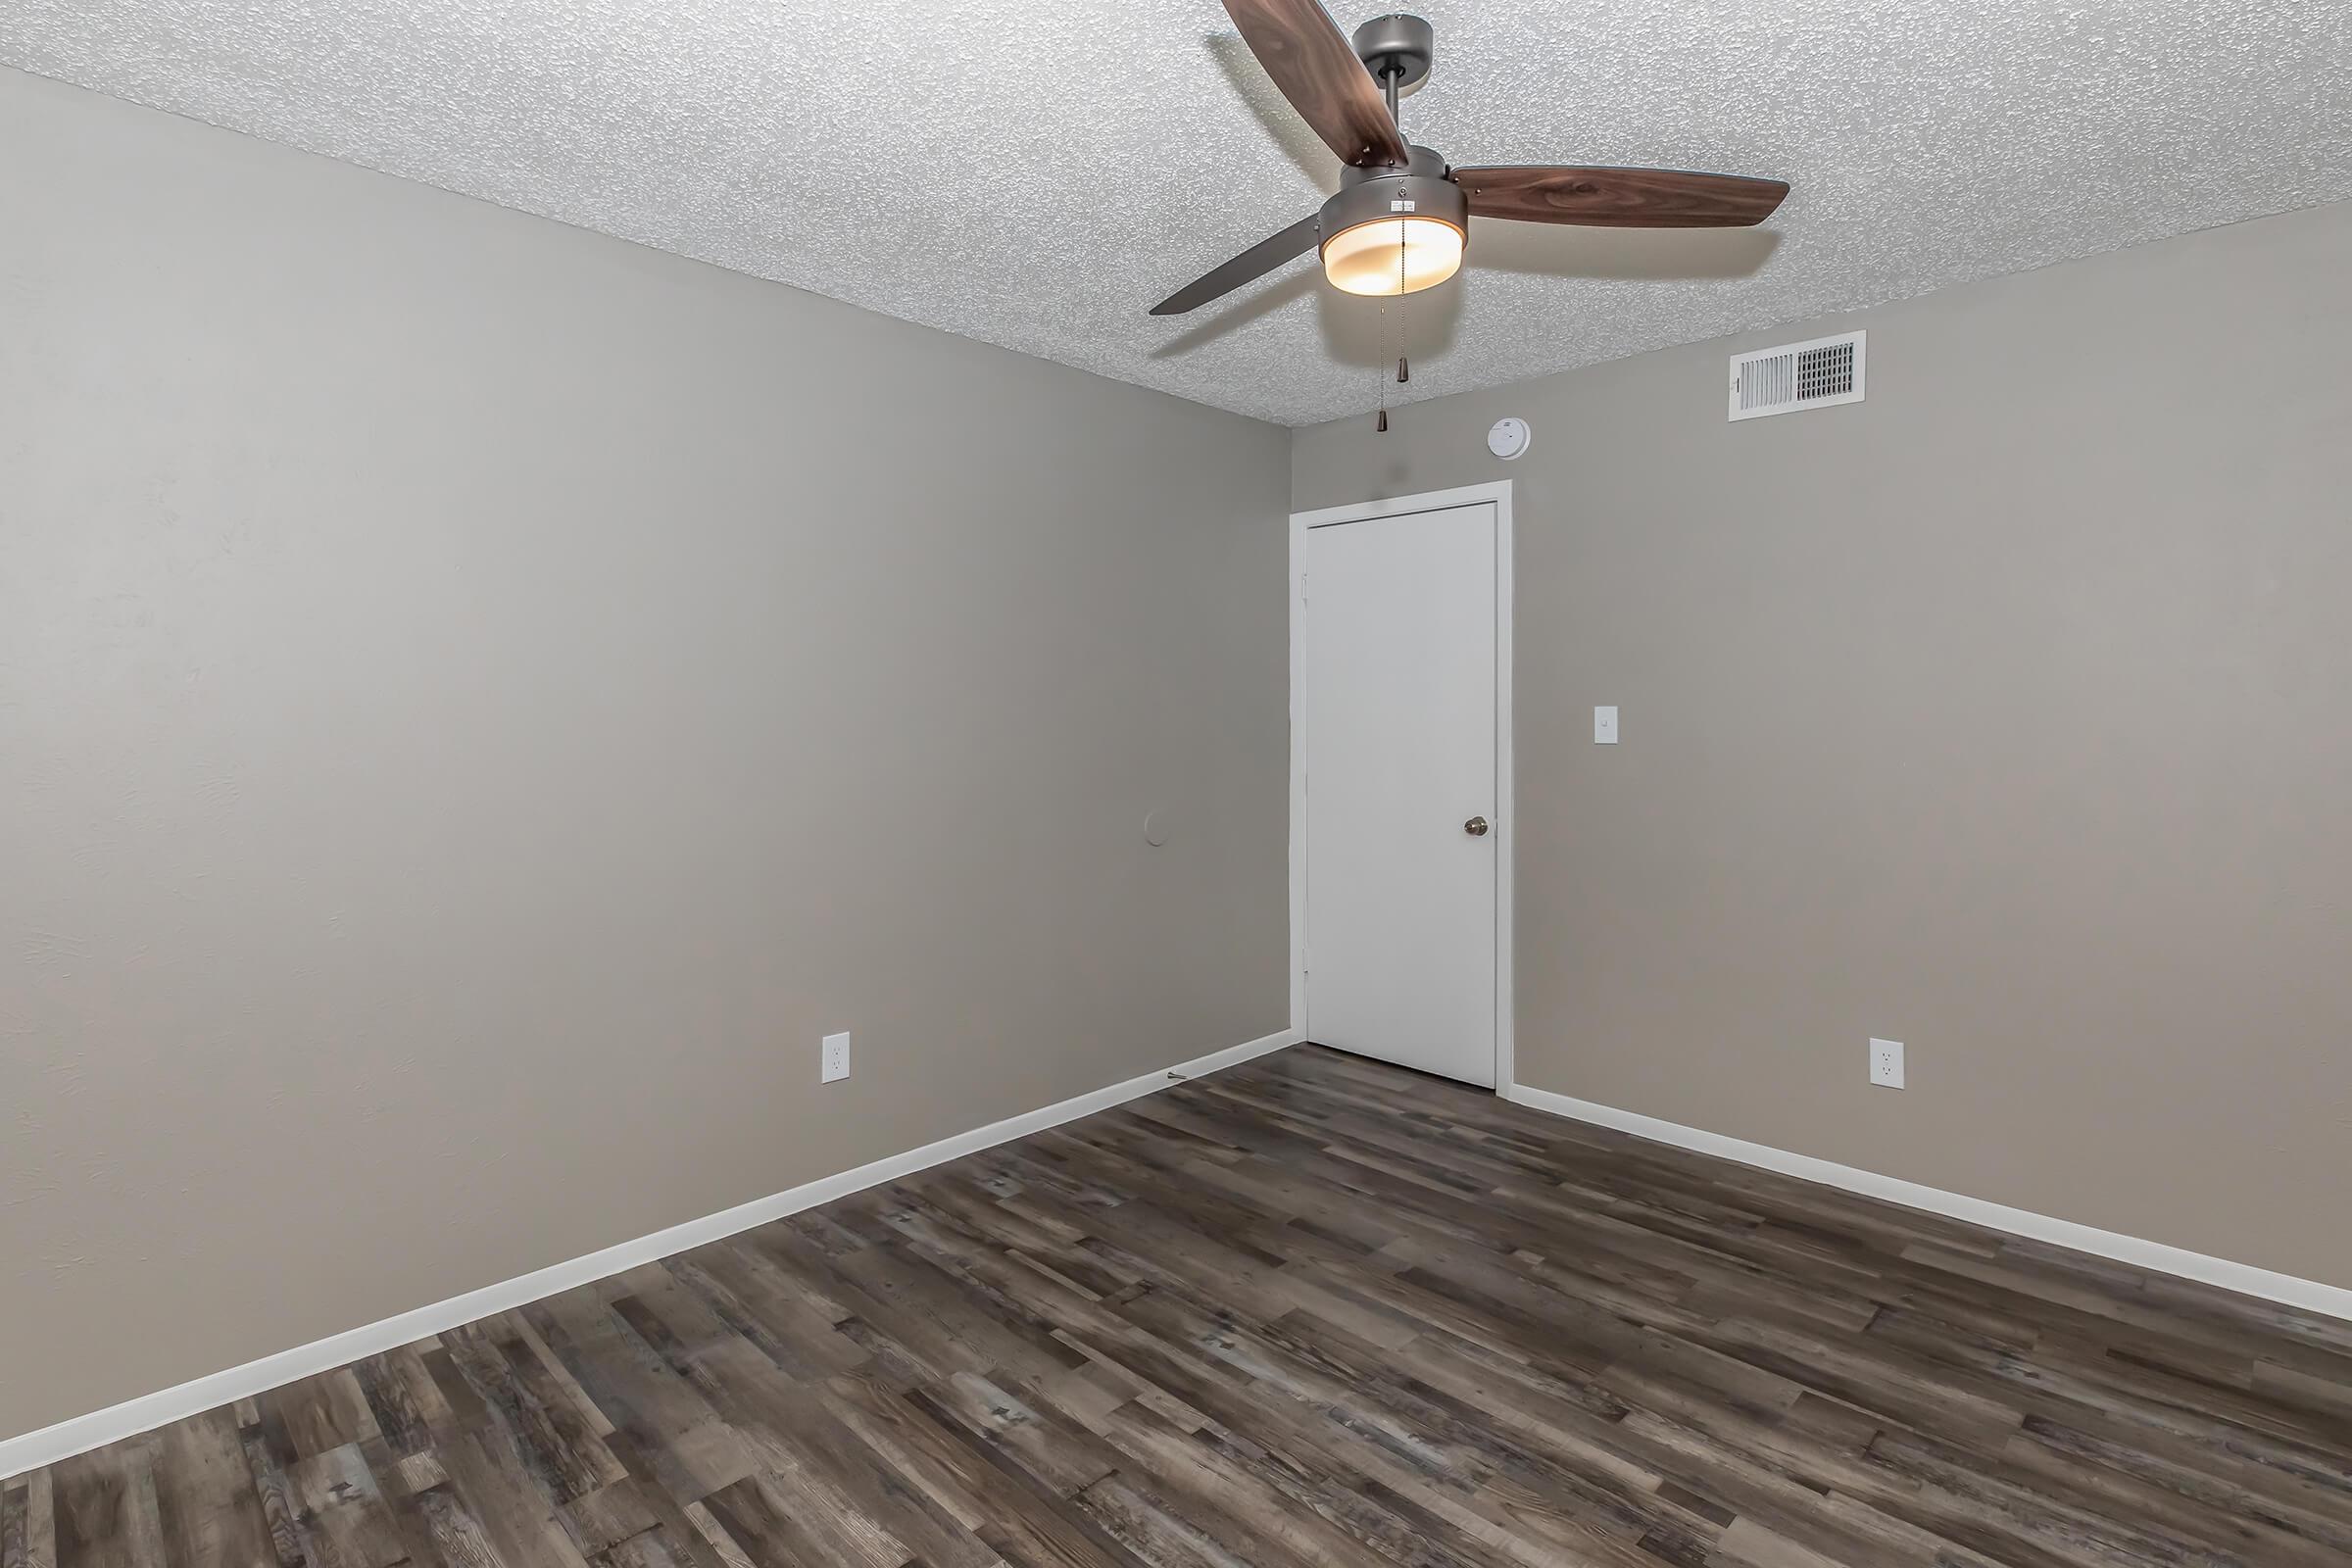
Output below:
[1301,501,1499,1086]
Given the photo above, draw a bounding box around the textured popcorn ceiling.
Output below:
[6,1,2348,425]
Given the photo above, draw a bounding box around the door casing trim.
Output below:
[1290,480,1515,1093]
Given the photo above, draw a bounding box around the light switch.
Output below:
[1593,706,1618,744]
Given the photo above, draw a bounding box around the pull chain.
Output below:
[1376,63,1403,435]
[1376,220,1406,433]
[1383,230,1401,394]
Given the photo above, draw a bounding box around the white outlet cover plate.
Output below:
[821,1031,852,1083]
[1593,706,1618,744]
[1870,1038,1905,1089]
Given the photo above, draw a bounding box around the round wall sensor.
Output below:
[1487,417,1532,461]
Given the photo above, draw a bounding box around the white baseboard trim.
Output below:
[1503,1082,2352,1324]
[0,1027,1300,1480]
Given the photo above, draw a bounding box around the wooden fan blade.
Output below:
[1223,0,1409,169]
[1150,214,1322,317]
[1453,165,1789,228]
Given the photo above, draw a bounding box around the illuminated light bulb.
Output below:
[1320,216,1464,297]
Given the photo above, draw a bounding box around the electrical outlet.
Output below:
[1869,1038,1904,1089]
[821,1031,851,1084]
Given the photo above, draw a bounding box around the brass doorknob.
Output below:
[1464,815,1491,837]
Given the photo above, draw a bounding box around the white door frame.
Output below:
[1290,480,1515,1095]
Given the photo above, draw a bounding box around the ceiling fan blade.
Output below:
[1222,0,1409,169]
[1453,166,1789,228]
[1150,214,1322,317]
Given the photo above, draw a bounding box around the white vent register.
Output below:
[1729,329,1866,421]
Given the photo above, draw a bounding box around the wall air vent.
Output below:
[1729,329,1866,421]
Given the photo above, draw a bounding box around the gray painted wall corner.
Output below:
[1293,198,2352,1292]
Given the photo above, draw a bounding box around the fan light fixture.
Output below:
[1144,9,1790,322]
[1320,216,1464,296]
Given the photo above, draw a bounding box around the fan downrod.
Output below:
[1350,13,1434,94]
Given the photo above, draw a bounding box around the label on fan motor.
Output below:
[1390,199,1415,212]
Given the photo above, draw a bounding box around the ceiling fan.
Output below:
[1150,2,1790,317]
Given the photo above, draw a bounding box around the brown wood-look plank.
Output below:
[554,1480,658,1559]
[4,1470,57,1568]
[698,1471,898,1568]
[285,1444,407,1568]
[146,1412,270,1568]
[265,1372,382,1462]
[15,1045,2352,1567]
[393,1481,507,1568]
[432,1432,590,1568]
[48,1445,165,1568]
[352,1348,452,1461]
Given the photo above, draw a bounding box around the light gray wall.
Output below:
[1294,198,2352,1291]
[0,68,1290,1442]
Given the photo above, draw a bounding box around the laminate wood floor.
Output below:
[10,1044,2352,1568]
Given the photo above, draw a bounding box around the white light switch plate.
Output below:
[1869,1038,1904,1089]
[1593,706,1618,744]
[821,1031,852,1083]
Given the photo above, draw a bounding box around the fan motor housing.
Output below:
[1320,145,1467,251]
